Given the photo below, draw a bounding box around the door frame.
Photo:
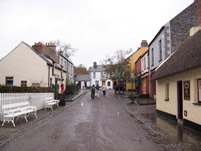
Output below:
[177,81,183,119]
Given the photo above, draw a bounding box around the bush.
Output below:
[0,86,54,93]
[65,84,79,95]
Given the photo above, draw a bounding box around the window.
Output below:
[52,66,54,75]
[107,81,111,86]
[6,77,13,87]
[198,79,201,102]
[165,83,169,101]
[21,81,27,87]
[64,61,67,70]
[159,39,162,62]
[61,58,63,66]
[101,72,104,78]
[151,48,154,66]
[93,72,96,78]
[144,57,146,70]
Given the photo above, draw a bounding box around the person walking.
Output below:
[91,85,95,99]
[95,84,100,98]
[102,85,106,96]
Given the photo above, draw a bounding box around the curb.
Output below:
[65,90,84,101]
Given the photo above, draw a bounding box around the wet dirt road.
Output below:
[1,90,164,151]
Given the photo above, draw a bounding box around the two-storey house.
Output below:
[0,42,66,94]
[152,27,201,132]
[135,56,142,94]
[149,1,200,99]
[141,51,149,95]
[59,54,74,84]
[89,62,113,89]
[126,40,148,91]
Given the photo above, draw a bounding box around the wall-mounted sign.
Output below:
[184,81,190,100]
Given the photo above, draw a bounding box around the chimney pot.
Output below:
[141,40,148,47]
[93,62,97,68]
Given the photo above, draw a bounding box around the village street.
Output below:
[2,90,201,151]
[1,90,164,151]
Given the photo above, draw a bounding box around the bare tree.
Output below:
[75,64,89,75]
[102,49,132,83]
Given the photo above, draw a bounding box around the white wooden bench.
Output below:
[45,97,60,110]
[1,102,37,127]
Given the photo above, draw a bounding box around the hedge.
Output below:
[65,84,79,94]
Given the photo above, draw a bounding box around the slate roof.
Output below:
[89,65,105,72]
[24,42,62,70]
[75,74,91,81]
[152,29,201,80]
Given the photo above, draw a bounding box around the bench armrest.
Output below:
[29,106,37,111]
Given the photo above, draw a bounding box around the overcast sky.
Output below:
[0,0,194,68]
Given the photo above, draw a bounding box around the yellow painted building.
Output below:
[153,29,201,131]
[126,40,148,91]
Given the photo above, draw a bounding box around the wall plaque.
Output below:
[184,81,190,100]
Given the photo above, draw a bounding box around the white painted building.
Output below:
[141,51,149,75]
[149,24,171,98]
[75,74,91,89]
[0,42,66,93]
[59,54,74,84]
[89,62,113,89]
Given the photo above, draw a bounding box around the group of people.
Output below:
[91,84,106,99]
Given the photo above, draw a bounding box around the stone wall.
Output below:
[170,3,198,53]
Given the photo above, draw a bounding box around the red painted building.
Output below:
[135,56,142,94]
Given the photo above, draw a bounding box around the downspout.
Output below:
[48,65,50,87]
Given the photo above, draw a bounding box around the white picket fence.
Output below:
[0,93,54,121]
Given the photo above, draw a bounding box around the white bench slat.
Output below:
[2,101,37,127]
[45,97,60,110]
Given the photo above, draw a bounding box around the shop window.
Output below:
[107,81,111,86]
[6,77,13,87]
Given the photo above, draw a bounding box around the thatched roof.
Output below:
[152,29,201,80]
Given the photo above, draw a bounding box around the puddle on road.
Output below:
[140,113,201,144]
[141,113,156,122]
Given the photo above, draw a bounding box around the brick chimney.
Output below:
[93,62,97,68]
[141,40,148,47]
[195,0,201,25]
[46,43,56,51]
[32,42,43,53]
[190,0,201,36]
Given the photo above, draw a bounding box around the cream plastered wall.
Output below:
[156,67,201,125]
[0,42,48,87]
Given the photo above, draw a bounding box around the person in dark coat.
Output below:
[96,84,100,98]
[91,85,95,99]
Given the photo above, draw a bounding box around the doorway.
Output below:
[177,81,183,120]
